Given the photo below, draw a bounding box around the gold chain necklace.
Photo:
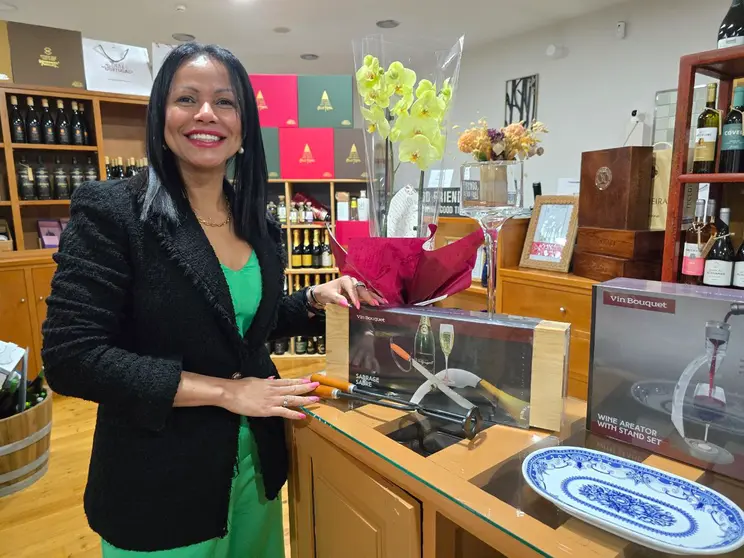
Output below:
[191,196,232,228]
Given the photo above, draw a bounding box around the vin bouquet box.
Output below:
[589,278,744,481]
[326,305,570,432]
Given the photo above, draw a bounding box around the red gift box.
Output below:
[248,74,298,128]
[279,128,334,180]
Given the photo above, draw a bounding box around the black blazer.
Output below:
[41,177,323,552]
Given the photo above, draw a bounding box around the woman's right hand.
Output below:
[221,377,320,420]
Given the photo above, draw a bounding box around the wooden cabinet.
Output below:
[497,269,595,400]
[0,252,57,379]
[290,425,421,558]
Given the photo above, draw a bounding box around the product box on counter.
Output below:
[298,75,353,129]
[326,304,570,432]
[279,128,334,180]
[261,127,280,179]
[249,74,298,128]
[589,278,744,481]
[7,23,85,89]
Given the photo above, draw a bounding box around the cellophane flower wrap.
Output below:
[329,35,484,306]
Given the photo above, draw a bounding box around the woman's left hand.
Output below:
[312,276,386,310]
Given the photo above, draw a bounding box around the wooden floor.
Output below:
[0,358,324,558]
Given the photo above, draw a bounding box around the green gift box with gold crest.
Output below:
[261,127,281,179]
[298,75,353,129]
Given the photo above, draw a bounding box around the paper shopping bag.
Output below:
[151,43,175,79]
[82,39,152,96]
[649,146,672,230]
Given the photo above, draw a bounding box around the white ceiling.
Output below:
[2,0,631,74]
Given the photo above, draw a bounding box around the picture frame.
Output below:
[519,195,579,273]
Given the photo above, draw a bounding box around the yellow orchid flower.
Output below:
[415,79,435,98]
[385,61,417,97]
[393,113,438,142]
[399,135,440,170]
[363,82,394,109]
[391,93,414,116]
[431,128,446,158]
[355,55,382,96]
[361,106,390,138]
[410,90,446,120]
[439,78,453,103]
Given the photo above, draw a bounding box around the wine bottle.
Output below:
[301,230,312,267]
[16,155,35,200]
[9,95,25,143]
[293,276,301,292]
[70,157,84,195]
[0,371,21,419]
[55,99,71,145]
[25,97,41,144]
[304,202,314,224]
[39,98,55,144]
[703,199,719,244]
[413,316,435,375]
[313,274,321,286]
[733,236,744,288]
[350,196,359,220]
[273,337,289,355]
[693,84,721,174]
[277,195,287,223]
[720,0,744,48]
[34,156,51,200]
[78,102,89,145]
[70,101,84,146]
[358,190,369,221]
[321,230,333,268]
[681,199,707,284]
[311,230,322,268]
[317,336,326,355]
[704,207,735,287]
[105,156,112,180]
[293,192,331,222]
[52,156,70,200]
[720,86,744,173]
[291,230,302,268]
[85,156,98,182]
[295,336,308,355]
[118,157,125,178]
[304,275,311,288]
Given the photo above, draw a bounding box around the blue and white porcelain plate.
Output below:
[522,447,744,555]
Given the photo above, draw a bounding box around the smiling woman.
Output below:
[41,42,379,558]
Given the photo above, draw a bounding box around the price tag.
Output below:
[699,234,717,260]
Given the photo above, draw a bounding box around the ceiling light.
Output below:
[376,19,400,29]
[0,2,17,10]
[300,53,319,61]
[273,27,291,34]
[172,33,196,42]
[175,4,187,12]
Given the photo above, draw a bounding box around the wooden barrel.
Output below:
[0,393,52,498]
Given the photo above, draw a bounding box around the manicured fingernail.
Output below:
[339,298,349,308]
[310,397,320,403]
[382,298,390,304]
[299,414,307,420]
[269,376,276,379]
[302,378,311,383]
[371,300,380,306]
[355,301,360,310]
[311,382,320,388]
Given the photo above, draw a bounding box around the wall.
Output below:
[444,0,731,204]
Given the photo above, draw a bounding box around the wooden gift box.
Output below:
[334,129,367,180]
[325,304,570,432]
[572,249,661,283]
[0,218,13,251]
[248,74,298,128]
[576,227,664,260]
[7,23,85,89]
[578,146,653,230]
[279,128,334,180]
[261,127,280,179]
[298,75,353,129]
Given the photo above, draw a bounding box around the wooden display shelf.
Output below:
[11,144,97,152]
[271,353,325,359]
[286,268,338,275]
[283,223,332,229]
[0,200,10,207]
[679,173,744,183]
[663,44,744,282]
[20,200,71,207]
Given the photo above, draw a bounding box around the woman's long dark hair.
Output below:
[142,42,268,239]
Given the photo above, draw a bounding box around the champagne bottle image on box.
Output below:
[34,156,51,200]
[704,207,735,287]
[52,156,70,200]
[25,97,41,144]
[301,230,313,268]
[720,86,744,173]
[693,84,721,174]
[9,95,25,143]
[720,0,744,48]
[55,99,71,145]
[16,155,35,200]
[291,229,302,268]
[41,99,55,144]
[414,316,436,375]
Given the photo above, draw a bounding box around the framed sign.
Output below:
[519,195,579,272]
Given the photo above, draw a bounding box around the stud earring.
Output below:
[238,146,245,155]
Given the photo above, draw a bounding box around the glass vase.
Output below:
[459,160,530,317]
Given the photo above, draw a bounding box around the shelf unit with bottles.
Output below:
[0,82,149,251]
[663,45,744,283]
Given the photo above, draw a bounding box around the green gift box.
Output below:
[298,75,353,129]
[262,127,281,179]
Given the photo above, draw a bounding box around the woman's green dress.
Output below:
[102,251,284,557]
